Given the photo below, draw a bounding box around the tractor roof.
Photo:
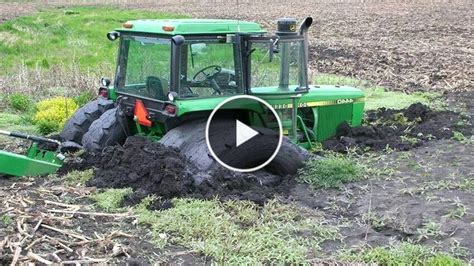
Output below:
[117,19,267,35]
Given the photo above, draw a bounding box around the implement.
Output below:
[0,130,64,176]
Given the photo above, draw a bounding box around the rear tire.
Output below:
[82,107,127,152]
[208,120,307,175]
[60,97,114,143]
[160,119,308,176]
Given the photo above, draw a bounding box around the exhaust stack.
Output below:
[298,17,313,90]
[276,18,297,90]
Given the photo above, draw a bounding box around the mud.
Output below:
[62,136,294,207]
[323,103,472,152]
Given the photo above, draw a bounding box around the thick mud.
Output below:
[62,136,294,207]
[61,103,473,206]
[323,103,472,152]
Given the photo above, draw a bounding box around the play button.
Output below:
[236,120,259,147]
[205,95,283,172]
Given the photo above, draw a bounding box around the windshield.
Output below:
[179,40,242,98]
[116,36,171,100]
[250,39,304,91]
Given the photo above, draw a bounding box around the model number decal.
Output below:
[272,99,356,110]
[336,98,354,104]
[273,102,308,110]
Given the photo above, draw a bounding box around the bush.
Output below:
[33,97,78,134]
[8,93,31,112]
[297,154,363,188]
[74,91,95,107]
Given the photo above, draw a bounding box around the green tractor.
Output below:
[60,17,365,175]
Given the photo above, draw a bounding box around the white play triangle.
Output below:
[236,120,259,147]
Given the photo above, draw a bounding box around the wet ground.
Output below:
[1,1,473,263]
[0,178,208,265]
[323,103,473,152]
[10,131,473,262]
[51,95,474,261]
[61,136,296,207]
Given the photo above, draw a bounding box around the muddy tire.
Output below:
[82,107,127,152]
[221,137,308,176]
[60,97,114,143]
[160,120,308,175]
[208,120,308,175]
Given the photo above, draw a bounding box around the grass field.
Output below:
[0,7,185,71]
[0,2,472,265]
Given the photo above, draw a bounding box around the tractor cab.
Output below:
[108,18,310,101]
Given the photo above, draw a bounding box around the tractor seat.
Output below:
[146,76,169,100]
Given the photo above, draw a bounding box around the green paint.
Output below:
[118,19,265,35]
[0,143,62,176]
[176,85,364,115]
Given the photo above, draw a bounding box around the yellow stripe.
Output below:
[272,98,365,110]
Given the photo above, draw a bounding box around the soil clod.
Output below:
[323,103,472,152]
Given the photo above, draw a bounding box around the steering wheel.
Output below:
[192,65,222,83]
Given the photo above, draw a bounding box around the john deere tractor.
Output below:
[60,17,365,175]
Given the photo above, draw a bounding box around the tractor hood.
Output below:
[174,85,364,116]
[251,85,365,102]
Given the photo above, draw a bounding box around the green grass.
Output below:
[0,7,187,72]
[339,242,464,265]
[314,74,446,111]
[417,221,445,241]
[452,131,466,142]
[7,92,32,112]
[314,74,369,87]
[0,99,38,148]
[0,214,13,227]
[0,112,36,133]
[91,188,133,212]
[135,197,339,264]
[297,153,364,188]
[364,87,445,111]
[63,169,94,185]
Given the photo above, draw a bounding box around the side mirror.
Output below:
[101,77,111,87]
[190,43,207,55]
[269,38,279,62]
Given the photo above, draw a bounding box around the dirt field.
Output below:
[149,0,473,93]
[1,1,472,93]
[1,0,473,264]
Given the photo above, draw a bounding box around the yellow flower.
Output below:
[33,97,78,134]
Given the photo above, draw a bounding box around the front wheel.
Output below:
[82,107,128,152]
